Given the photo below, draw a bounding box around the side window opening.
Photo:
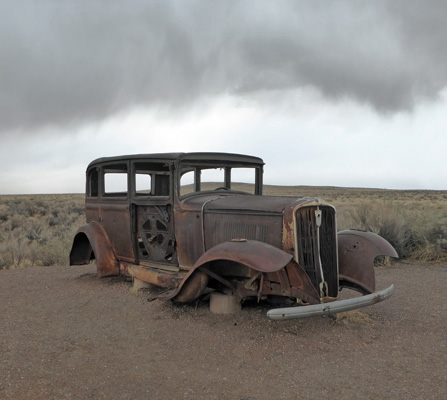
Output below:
[87,168,99,197]
[135,172,152,195]
[134,162,170,197]
[104,164,128,197]
[180,169,195,197]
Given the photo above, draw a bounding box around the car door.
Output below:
[100,162,135,261]
[131,161,178,267]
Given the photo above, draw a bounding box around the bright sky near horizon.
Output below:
[1,1,446,194]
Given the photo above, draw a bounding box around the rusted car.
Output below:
[70,152,397,319]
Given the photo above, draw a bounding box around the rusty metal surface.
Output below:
[204,195,299,213]
[338,230,398,294]
[173,270,209,303]
[72,152,396,316]
[120,262,183,288]
[339,230,398,258]
[261,264,320,305]
[284,261,320,304]
[170,245,321,305]
[88,152,264,170]
[191,240,293,273]
[70,222,119,277]
[204,212,283,250]
[173,205,206,268]
[134,204,177,265]
[154,240,294,303]
[96,200,135,261]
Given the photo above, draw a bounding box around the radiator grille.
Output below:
[296,206,338,297]
[205,214,282,249]
[214,221,270,242]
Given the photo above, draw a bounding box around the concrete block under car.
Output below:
[131,278,151,293]
[210,292,241,314]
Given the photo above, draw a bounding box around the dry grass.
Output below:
[0,194,85,269]
[332,310,373,326]
[1,185,447,269]
[262,185,447,261]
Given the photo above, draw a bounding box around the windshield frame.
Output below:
[177,161,263,199]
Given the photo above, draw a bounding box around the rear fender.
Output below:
[69,222,120,278]
[338,230,398,294]
[171,240,293,303]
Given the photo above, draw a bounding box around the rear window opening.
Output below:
[104,164,128,197]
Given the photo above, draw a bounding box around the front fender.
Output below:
[70,222,120,278]
[195,239,293,273]
[338,230,398,294]
[166,240,294,303]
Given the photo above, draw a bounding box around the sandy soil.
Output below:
[1,262,446,400]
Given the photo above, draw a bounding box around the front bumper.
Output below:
[267,284,394,320]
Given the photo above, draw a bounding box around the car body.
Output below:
[70,152,397,319]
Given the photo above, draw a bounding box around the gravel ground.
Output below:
[1,262,446,400]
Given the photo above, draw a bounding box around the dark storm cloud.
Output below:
[1,0,447,132]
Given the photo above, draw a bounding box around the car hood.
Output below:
[203,194,322,215]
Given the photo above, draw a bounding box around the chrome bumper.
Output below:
[267,284,394,320]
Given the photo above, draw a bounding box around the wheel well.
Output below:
[69,233,95,265]
[173,260,247,303]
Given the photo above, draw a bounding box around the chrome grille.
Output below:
[296,206,338,297]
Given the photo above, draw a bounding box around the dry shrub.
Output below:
[2,188,447,269]
[0,194,85,269]
[410,221,447,261]
[39,235,72,266]
[0,234,36,269]
[348,200,447,261]
[332,310,372,326]
[377,220,423,259]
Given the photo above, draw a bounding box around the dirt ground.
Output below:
[1,262,446,400]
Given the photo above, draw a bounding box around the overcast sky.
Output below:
[1,0,446,194]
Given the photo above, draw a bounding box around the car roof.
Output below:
[88,152,264,168]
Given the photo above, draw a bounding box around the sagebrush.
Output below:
[0,194,85,269]
[263,185,447,261]
[1,186,447,269]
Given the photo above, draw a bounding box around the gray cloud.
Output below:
[1,0,447,132]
